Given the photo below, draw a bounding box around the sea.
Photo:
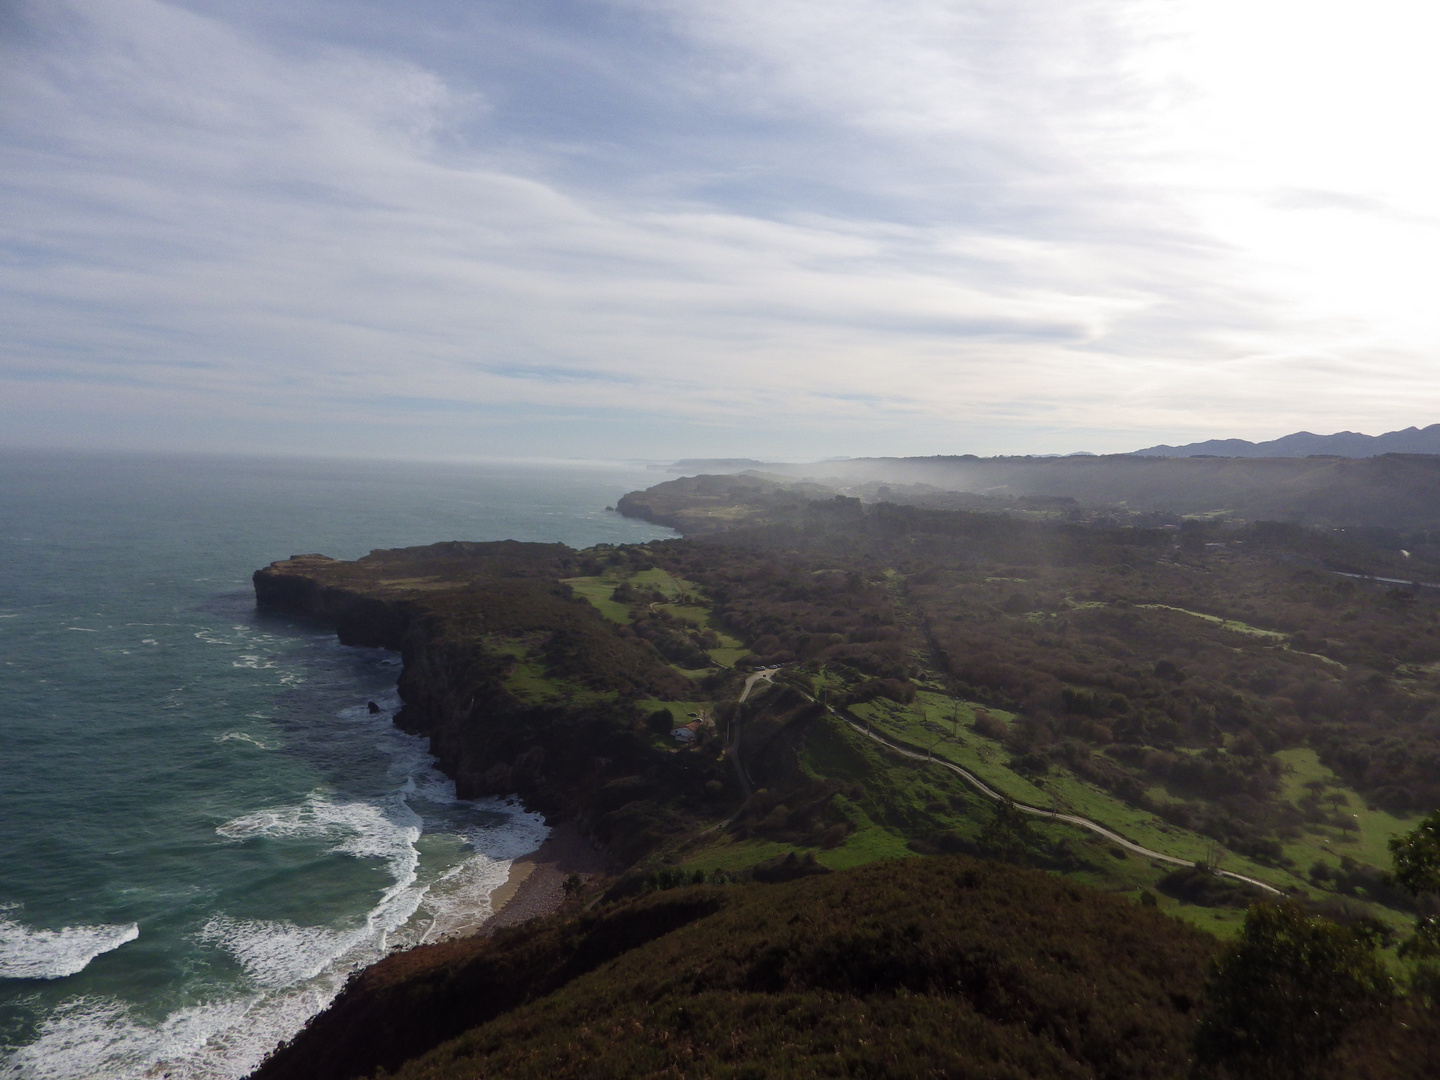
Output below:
[0,451,674,1079]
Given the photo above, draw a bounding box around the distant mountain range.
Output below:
[1132,424,1440,458]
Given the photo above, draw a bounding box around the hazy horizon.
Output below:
[10,418,1440,471]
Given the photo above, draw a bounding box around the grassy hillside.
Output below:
[257,507,1440,933]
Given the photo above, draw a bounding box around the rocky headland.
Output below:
[252,540,735,863]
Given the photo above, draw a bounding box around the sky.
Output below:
[3,0,1440,462]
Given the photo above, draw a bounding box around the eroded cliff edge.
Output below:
[252,540,739,859]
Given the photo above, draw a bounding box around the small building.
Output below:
[671,721,702,743]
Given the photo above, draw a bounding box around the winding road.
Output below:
[835,707,1283,895]
[725,667,1283,896]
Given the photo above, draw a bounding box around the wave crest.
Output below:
[0,914,139,981]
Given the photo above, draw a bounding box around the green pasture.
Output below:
[1274,747,1417,872]
[801,714,1251,903]
[1138,603,1288,641]
[637,699,713,723]
[846,690,1299,892]
[561,575,633,624]
[569,567,752,668]
[504,659,571,703]
[630,567,694,598]
[675,837,805,875]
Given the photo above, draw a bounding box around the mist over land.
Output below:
[650,423,1440,537]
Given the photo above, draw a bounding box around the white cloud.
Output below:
[2,0,1438,459]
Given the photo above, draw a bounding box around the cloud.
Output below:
[2,0,1438,459]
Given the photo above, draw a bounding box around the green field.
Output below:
[1273,747,1417,872]
[1137,603,1289,640]
[563,580,1419,938]
[846,689,1301,892]
[565,571,750,667]
[637,698,713,723]
[561,575,633,623]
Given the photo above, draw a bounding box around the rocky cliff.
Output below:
[252,542,733,852]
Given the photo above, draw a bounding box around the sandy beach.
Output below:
[443,821,610,939]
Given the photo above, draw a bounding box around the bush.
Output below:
[1193,901,1394,1080]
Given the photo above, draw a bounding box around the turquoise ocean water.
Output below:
[0,452,673,1079]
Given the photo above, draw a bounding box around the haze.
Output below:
[4,0,1438,461]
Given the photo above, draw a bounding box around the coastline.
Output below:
[445,822,609,939]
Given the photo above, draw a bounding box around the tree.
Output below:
[1389,809,1440,894]
[977,798,1034,864]
[1388,808,1440,956]
[1192,901,1393,1080]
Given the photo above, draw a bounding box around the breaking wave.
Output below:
[0,914,139,981]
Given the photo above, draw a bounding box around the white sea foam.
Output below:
[5,657,546,1079]
[0,914,138,981]
[215,731,271,750]
[417,809,550,942]
[231,654,279,670]
[216,792,421,900]
[199,918,361,990]
[0,985,344,1080]
[417,855,512,941]
[216,789,426,952]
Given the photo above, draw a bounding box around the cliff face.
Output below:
[254,554,418,649]
[254,551,601,818]
[251,545,732,841]
[254,554,518,800]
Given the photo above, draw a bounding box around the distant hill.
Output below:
[666,457,770,472]
[1133,424,1440,458]
[730,453,1440,534]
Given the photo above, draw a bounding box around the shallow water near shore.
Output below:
[0,451,673,1079]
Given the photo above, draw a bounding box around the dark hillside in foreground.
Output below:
[252,854,1217,1080]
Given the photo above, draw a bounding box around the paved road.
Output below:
[727,670,778,798]
[739,668,777,702]
[837,710,1284,896]
[724,670,1281,896]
